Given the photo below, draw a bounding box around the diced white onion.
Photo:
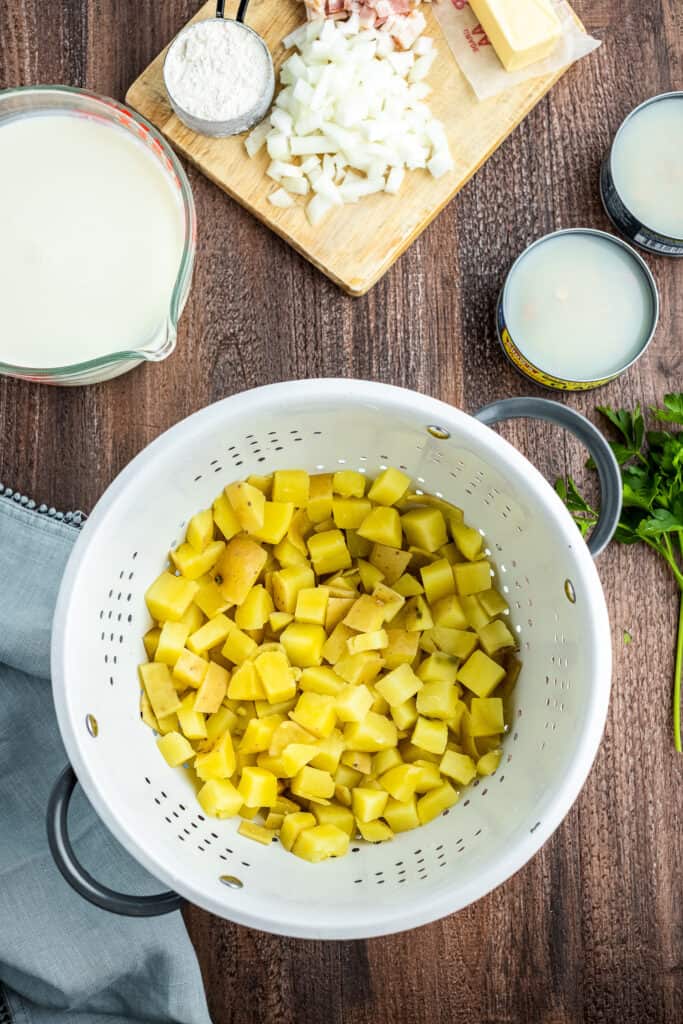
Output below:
[245,119,270,158]
[268,187,295,208]
[306,193,333,225]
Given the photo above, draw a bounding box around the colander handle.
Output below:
[473,397,622,558]
[47,765,183,917]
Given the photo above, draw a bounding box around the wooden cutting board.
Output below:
[127,0,578,296]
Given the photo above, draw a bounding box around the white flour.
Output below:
[165,19,270,121]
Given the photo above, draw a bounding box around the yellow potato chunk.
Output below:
[306,473,334,524]
[222,625,258,665]
[412,716,448,755]
[375,663,422,707]
[417,781,459,824]
[176,691,207,740]
[238,766,278,807]
[321,622,355,664]
[290,765,335,801]
[143,627,161,661]
[206,704,238,742]
[157,731,194,768]
[390,697,418,731]
[478,619,516,657]
[477,749,503,776]
[140,690,159,731]
[281,811,317,851]
[358,819,394,842]
[340,750,372,774]
[194,579,230,619]
[250,501,295,545]
[401,508,447,552]
[307,529,352,575]
[457,650,506,697]
[332,498,372,530]
[272,564,315,614]
[440,749,477,786]
[290,691,337,737]
[416,680,459,720]
[347,629,388,654]
[299,666,345,696]
[380,763,422,803]
[478,588,510,618]
[417,653,459,684]
[352,786,389,822]
[367,467,411,506]
[343,594,386,634]
[155,621,191,666]
[145,572,199,623]
[470,697,505,737]
[292,824,350,862]
[421,558,456,604]
[367,543,412,585]
[373,747,403,776]
[247,474,273,497]
[309,732,345,773]
[324,596,355,632]
[357,507,402,548]
[187,613,232,655]
[227,663,264,703]
[332,470,366,498]
[452,523,483,562]
[225,480,266,532]
[268,720,316,755]
[383,629,419,670]
[195,731,236,780]
[171,539,225,581]
[412,760,443,792]
[254,650,297,703]
[344,711,397,752]
[335,684,374,723]
[239,715,283,754]
[186,508,214,552]
[238,821,276,845]
[335,651,384,686]
[312,802,355,836]
[404,595,433,632]
[280,622,326,668]
[217,536,268,607]
[383,796,420,833]
[356,559,385,594]
[391,573,424,596]
[213,492,241,541]
[272,470,310,507]
[269,611,294,633]
[156,712,179,735]
[295,587,329,625]
[173,649,209,689]
[454,560,492,596]
[430,626,479,660]
[235,586,274,630]
[197,778,243,818]
[431,594,468,629]
[193,662,229,714]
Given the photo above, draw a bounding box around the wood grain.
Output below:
[126,0,576,295]
[1,1,683,1022]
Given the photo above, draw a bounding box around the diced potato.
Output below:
[325,596,356,632]
[346,529,372,559]
[390,697,418,731]
[416,653,459,685]
[307,529,352,575]
[312,802,355,835]
[431,594,468,629]
[140,690,159,731]
[292,824,349,862]
[391,573,424,596]
[460,595,493,631]
[383,629,419,670]
[143,627,161,660]
[383,796,420,832]
[281,811,317,851]
[404,595,434,632]
[401,508,447,552]
[290,765,335,801]
[357,507,402,548]
[206,704,238,742]
[416,680,459,720]
[177,692,207,740]
[225,480,266,532]
[343,594,386,633]
[344,712,397,752]
[452,523,483,561]
[239,715,283,754]
[171,540,225,581]
[173,649,209,689]
[187,613,232,654]
[269,611,294,633]
[429,626,479,660]
[358,819,394,842]
[197,778,243,818]
[290,691,337,737]
[278,742,319,775]
[470,697,505,737]
[417,781,458,824]
[421,558,456,604]
[371,582,405,623]
[272,564,315,613]
[145,572,199,622]
[157,731,194,767]
[217,537,268,607]
[228,661,266,700]
[255,696,296,718]
[332,498,372,530]
[269,720,316,755]
[356,560,384,595]
[335,651,384,686]
[322,622,355,664]
[333,470,366,498]
[412,716,448,754]
[335,763,363,788]
[280,622,326,667]
[195,731,236,780]
[194,662,229,714]
[222,625,258,665]
[477,749,503,776]
[238,766,278,807]
[273,470,310,507]
[457,650,506,697]
[438,542,463,565]
[250,501,295,545]
[352,786,389,822]
[373,747,403,776]
[379,762,421,802]
[454,560,492,596]
[238,821,276,845]
[368,467,411,506]
[295,586,329,625]
[178,601,205,634]
[235,586,274,630]
[478,619,516,657]
[247,474,273,497]
[254,650,297,703]
[412,760,443,792]
[264,811,284,830]
[273,537,307,568]
[186,508,214,552]
[335,684,374,722]
[347,629,388,654]
[299,665,345,696]
[478,588,510,618]
[340,750,373,774]
[440,749,476,785]
[213,492,241,540]
[239,805,260,820]
[368,543,412,585]
[155,621,191,666]
[156,712,180,735]
[306,473,334,524]
[194,579,230,619]
[375,663,422,706]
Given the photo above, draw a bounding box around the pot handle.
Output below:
[47,764,183,917]
[473,397,622,558]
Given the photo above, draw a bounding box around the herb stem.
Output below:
[674,593,683,754]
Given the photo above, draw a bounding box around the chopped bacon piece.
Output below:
[386,8,425,48]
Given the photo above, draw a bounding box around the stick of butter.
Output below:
[469,0,563,72]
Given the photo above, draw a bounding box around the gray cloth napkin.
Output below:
[0,497,212,1024]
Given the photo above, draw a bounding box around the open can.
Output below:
[600,92,683,258]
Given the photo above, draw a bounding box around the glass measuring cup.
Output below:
[0,86,196,386]
[163,0,275,138]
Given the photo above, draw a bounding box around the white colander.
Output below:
[48,380,621,939]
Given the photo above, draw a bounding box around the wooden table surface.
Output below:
[2,2,682,1021]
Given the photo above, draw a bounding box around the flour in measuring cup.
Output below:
[165,19,271,122]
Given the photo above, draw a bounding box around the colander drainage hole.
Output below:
[427,425,450,440]
[85,714,98,737]
[220,875,243,890]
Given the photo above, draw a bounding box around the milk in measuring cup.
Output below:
[0,113,185,369]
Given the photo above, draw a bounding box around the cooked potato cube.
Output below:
[383,796,420,832]
[373,748,403,776]
[234,586,273,631]
[221,625,258,665]
[367,543,411,585]
[438,542,463,565]
[254,650,297,703]
[340,750,373,774]
[306,473,334,523]
[239,766,278,807]
[145,572,199,622]
[177,692,207,740]
[379,763,421,803]
[477,749,503,776]
[249,501,295,545]
[194,579,230,619]
[280,622,326,668]
[478,588,510,618]
[213,492,241,540]
[401,508,447,552]
[390,697,419,731]
[335,684,374,722]
[299,666,345,696]
[206,704,238,742]
[343,594,386,634]
[352,786,389,822]
[417,781,458,824]
[155,621,191,666]
[239,715,282,754]
[367,467,411,505]
[344,711,397,752]
[238,821,276,845]
[264,811,284,831]
[383,629,419,670]
[431,594,468,629]
[217,537,267,608]
[470,697,505,737]
[374,664,420,707]
[429,626,479,660]
[143,627,161,661]
[295,587,329,625]
[357,507,402,548]
[290,765,335,801]
[157,731,194,767]
[193,662,229,714]
[452,523,483,561]
[334,651,384,686]
[323,596,354,632]
[457,650,506,697]
[391,573,424,597]
[279,742,320,775]
[355,560,383,596]
[140,690,159,731]
[178,601,205,634]
[312,802,355,835]
[331,470,365,498]
[171,539,225,581]
[186,508,214,552]
[292,823,349,862]
[273,538,306,568]
[416,680,459,720]
[412,760,443,792]
[290,691,337,737]
[309,731,345,773]
[460,595,493,631]
[331,497,370,530]
[268,720,316,755]
[247,474,273,497]
[371,582,405,623]
[187,613,232,654]
[225,480,266,532]
[412,716,448,754]
[420,558,455,604]
[281,811,317,851]
[273,470,310,507]
[239,805,259,820]
[173,649,209,689]
[454,560,492,596]
[307,529,352,575]
[156,712,180,735]
[269,611,294,633]
[197,778,243,818]
[440,749,476,785]
[416,653,459,684]
[335,763,363,789]
[321,622,354,664]
[272,564,315,614]
[404,595,434,632]
[195,731,236,780]
[228,661,266,700]
[357,819,394,842]
[347,629,388,654]
[478,619,516,657]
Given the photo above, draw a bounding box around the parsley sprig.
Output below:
[556,395,683,753]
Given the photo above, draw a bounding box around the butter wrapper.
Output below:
[434,0,600,100]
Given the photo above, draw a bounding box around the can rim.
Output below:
[606,91,683,245]
[498,227,660,386]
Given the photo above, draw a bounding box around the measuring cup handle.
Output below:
[473,397,622,558]
[47,765,183,917]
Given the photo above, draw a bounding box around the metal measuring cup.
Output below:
[163,0,275,138]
